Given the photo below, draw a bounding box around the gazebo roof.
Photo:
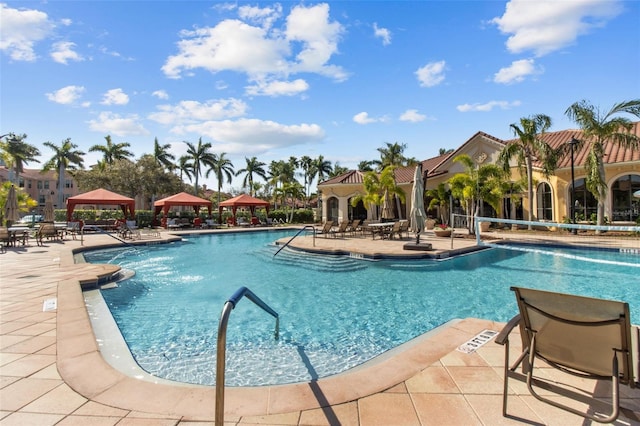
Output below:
[219,194,269,208]
[155,192,211,208]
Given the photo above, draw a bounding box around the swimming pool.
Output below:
[83,230,640,386]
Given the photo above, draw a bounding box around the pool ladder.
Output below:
[216,287,279,425]
[273,225,316,257]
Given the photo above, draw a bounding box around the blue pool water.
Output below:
[83,230,640,386]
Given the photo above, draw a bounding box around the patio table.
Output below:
[7,226,31,246]
[367,222,394,240]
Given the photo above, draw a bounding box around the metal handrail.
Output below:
[273,225,316,257]
[81,224,132,246]
[216,287,279,425]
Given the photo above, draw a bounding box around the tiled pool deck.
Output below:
[1,228,639,425]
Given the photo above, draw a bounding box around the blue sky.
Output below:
[1,1,639,190]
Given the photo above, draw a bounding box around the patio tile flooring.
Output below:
[1,227,638,425]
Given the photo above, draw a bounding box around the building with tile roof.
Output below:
[318,123,640,226]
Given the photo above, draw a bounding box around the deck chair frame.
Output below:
[495,286,636,423]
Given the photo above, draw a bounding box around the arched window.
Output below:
[536,182,553,221]
[571,178,597,221]
[327,197,339,224]
[611,174,640,222]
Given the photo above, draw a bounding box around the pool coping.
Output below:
[57,231,503,419]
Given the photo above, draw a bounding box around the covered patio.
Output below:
[154,192,212,228]
[219,194,270,226]
[66,188,135,221]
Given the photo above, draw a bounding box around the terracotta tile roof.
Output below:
[505,121,640,169]
[319,170,365,185]
[319,122,639,187]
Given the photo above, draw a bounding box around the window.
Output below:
[611,174,640,222]
[65,180,73,189]
[37,181,43,190]
[536,182,553,221]
[327,197,339,223]
[571,178,597,221]
[18,177,25,188]
[44,181,50,189]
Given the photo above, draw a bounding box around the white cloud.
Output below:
[353,112,389,124]
[373,22,391,46]
[0,4,54,61]
[171,118,325,156]
[148,98,248,125]
[456,100,521,112]
[163,20,289,79]
[415,60,446,87]
[399,109,426,123]
[101,88,129,105]
[245,79,309,96]
[162,3,347,92]
[286,4,346,79]
[238,4,282,29]
[494,59,543,84]
[45,85,85,104]
[152,90,169,100]
[50,41,83,64]
[491,0,623,57]
[88,112,149,136]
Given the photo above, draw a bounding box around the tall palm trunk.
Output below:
[57,163,65,209]
[525,157,534,230]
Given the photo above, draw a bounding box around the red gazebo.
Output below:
[154,192,212,228]
[219,194,270,225]
[66,188,135,221]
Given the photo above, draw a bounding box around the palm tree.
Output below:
[330,163,349,178]
[357,160,375,172]
[374,141,408,170]
[299,155,318,206]
[89,135,134,165]
[42,138,85,208]
[153,137,175,171]
[0,133,40,184]
[498,114,554,229]
[177,155,194,183]
[350,166,404,220]
[448,154,506,234]
[375,142,410,219]
[280,181,305,222]
[236,157,267,196]
[565,99,640,227]
[185,138,215,195]
[314,155,332,183]
[208,152,234,223]
[426,183,451,226]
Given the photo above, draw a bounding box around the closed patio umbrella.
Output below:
[409,164,428,244]
[381,189,394,220]
[4,185,20,226]
[44,193,55,222]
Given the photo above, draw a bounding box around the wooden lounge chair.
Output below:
[347,219,361,237]
[398,220,410,239]
[382,221,402,240]
[35,223,61,246]
[330,220,350,238]
[319,221,334,238]
[496,286,637,423]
